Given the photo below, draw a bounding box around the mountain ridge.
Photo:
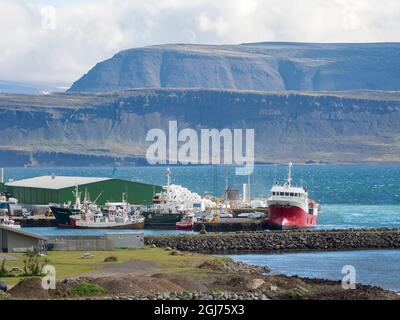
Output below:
[68,42,400,93]
[0,88,399,166]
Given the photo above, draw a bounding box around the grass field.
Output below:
[0,247,217,286]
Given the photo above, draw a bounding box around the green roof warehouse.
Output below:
[3,175,162,206]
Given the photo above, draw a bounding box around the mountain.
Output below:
[0,80,66,95]
[0,89,399,166]
[68,42,400,93]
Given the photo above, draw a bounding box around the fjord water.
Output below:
[6,164,400,290]
[228,249,400,292]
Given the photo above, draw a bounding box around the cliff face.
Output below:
[0,89,399,166]
[68,42,400,93]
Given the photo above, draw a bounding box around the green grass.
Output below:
[104,256,118,262]
[0,247,218,286]
[72,282,107,297]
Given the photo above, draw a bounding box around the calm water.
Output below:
[228,250,400,292]
[23,227,196,237]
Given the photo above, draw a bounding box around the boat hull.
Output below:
[176,223,194,231]
[142,212,182,229]
[268,204,317,229]
[72,221,145,229]
[50,206,81,227]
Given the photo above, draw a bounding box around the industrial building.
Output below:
[47,232,144,251]
[4,175,162,206]
[0,225,48,253]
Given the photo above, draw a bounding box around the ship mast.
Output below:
[287,162,293,187]
[166,167,171,202]
[72,184,81,210]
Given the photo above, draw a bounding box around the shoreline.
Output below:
[2,248,398,300]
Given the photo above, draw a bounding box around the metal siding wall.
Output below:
[59,187,74,205]
[59,180,162,205]
[5,231,40,252]
[105,233,144,249]
[7,186,60,205]
[6,180,161,205]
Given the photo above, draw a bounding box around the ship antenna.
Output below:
[224,165,228,203]
[73,184,81,210]
[93,191,103,204]
[287,162,292,187]
[166,167,171,201]
[248,173,251,202]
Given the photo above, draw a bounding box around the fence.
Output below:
[47,236,114,251]
[47,233,144,251]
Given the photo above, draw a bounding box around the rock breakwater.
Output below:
[145,228,400,253]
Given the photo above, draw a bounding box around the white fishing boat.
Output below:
[70,193,145,229]
[0,215,21,229]
[143,168,215,228]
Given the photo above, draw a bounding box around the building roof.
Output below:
[0,225,48,240]
[5,176,111,190]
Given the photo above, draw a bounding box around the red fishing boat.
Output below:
[267,163,320,229]
[176,212,196,231]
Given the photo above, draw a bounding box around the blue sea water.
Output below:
[22,227,196,237]
[228,250,400,292]
[3,164,400,204]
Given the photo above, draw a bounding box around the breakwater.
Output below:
[145,228,400,253]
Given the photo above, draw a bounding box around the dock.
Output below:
[0,215,56,227]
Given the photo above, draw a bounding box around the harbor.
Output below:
[1,166,274,233]
[1,164,400,301]
[1,163,321,233]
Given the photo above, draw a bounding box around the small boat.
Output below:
[267,163,321,229]
[70,193,145,229]
[0,215,21,229]
[50,185,87,227]
[0,195,19,210]
[219,212,233,218]
[176,212,197,230]
[143,168,213,228]
[248,211,266,219]
[71,212,145,229]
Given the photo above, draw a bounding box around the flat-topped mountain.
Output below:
[68,42,400,93]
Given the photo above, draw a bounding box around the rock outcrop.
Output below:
[68,42,400,93]
[0,89,400,165]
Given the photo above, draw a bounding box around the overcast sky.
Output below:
[1,0,400,86]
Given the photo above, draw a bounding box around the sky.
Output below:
[1,0,400,86]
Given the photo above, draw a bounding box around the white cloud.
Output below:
[0,0,400,86]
